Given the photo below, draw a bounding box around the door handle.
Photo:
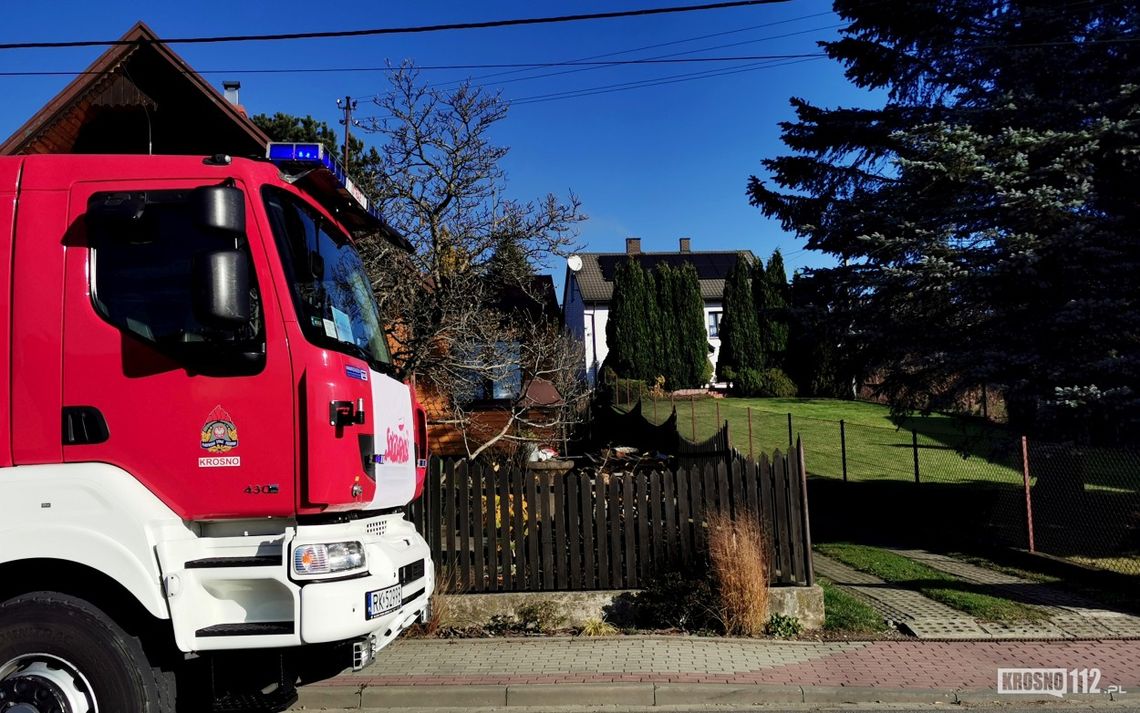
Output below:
[329,399,366,427]
[62,406,110,445]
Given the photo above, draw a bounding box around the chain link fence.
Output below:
[614,395,1140,576]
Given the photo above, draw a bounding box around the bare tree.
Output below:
[359,63,587,459]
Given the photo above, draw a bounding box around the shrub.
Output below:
[580,617,618,637]
[706,510,769,636]
[635,571,718,632]
[766,613,803,638]
[407,564,462,637]
[734,368,798,397]
[515,600,566,633]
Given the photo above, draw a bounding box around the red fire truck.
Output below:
[0,144,433,712]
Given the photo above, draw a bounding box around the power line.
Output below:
[0,0,794,51]
[509,56,825,105]
[0,54,827,77]
[423,9,838,90]
[454,24,840,92]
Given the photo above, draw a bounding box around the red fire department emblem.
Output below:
[200,405,239,453]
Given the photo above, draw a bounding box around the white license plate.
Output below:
[365,584,402,620]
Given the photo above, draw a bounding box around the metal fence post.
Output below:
[912,430,920,483]
[787,413,793,452]
[840,419,848,482]
[1022,435,1036,553]
[715,400,721,432]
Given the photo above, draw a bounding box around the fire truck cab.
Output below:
[0,145,433,712]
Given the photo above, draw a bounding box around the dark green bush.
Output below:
[734,368,798,397]
[634,572,719,632]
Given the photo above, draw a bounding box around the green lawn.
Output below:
[627,396,1024,487]
[819,578,888,634]
[816,543,1048,623]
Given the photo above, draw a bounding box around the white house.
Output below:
[562,237,757,385]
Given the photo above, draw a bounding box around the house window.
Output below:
[707,311,722,338]
[462,342,524,402]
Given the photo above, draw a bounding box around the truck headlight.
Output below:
[293,542,366,576]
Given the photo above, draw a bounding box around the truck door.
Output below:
[60,179,295,519]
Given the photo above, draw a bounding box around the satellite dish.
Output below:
[567,254,583,272]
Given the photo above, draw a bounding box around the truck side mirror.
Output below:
[194,185,246,234]
[194,250,251,326]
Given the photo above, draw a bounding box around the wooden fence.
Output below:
[407,442,814,592]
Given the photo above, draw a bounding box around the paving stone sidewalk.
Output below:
[814,550,1140,640]
[292,636,1140,709]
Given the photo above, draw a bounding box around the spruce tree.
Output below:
[674,262,712,387]
[748,0,1140,438]
[716,254,763,382]
[754,249,790,370]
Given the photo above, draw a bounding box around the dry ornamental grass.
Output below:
[706,509,769,636]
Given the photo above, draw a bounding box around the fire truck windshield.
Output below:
[262,186,392,370]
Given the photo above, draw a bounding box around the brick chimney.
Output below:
[679,237,691,253]
[625,237,641,255]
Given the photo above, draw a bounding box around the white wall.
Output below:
[563,274,587,376]
[583,306,610,386]
[703,301,723,377]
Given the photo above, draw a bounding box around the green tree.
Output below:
[606,258,654,382]
[251,112,383,203]
[653,263,681,389]
[754,249,790,370]
[674,262,713,387]
[716,254,763,382]
[748,0,1140,439]
[785,271,849,398]
[640,266,663,385]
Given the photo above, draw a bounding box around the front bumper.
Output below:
[298,521,434,644]
[159,512,434,654]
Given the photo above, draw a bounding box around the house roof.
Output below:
[1,21,270,156]
[496,274,560,322]
[569,250,756,303]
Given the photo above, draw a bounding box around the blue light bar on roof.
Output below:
[266,141,370,212]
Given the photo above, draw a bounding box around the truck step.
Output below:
[196,622,294,637]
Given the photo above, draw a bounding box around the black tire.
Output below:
[0,591,173,713]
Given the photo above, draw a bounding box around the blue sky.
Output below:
[0,1,879,296]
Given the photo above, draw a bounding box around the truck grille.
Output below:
[399,559,425,584]
[366,519,388,537]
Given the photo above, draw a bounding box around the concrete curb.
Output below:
[293,682,1126,709]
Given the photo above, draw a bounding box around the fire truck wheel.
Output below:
[0,592,173,713]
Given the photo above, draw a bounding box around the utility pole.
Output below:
[336,96,358,172]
